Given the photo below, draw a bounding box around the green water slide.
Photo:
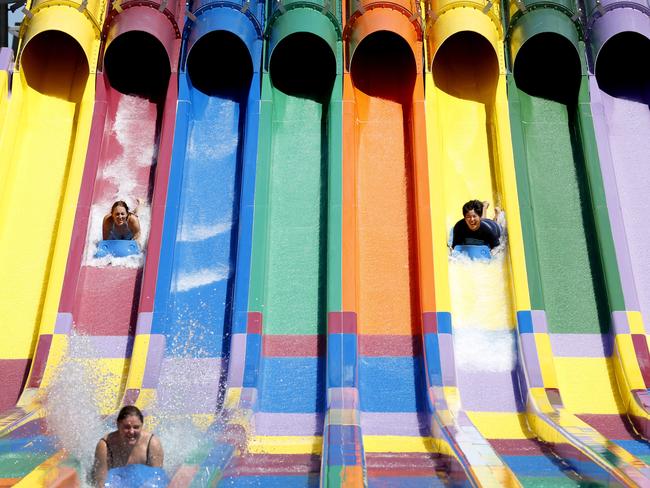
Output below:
[506,2,623,333]
[228,0,343,480]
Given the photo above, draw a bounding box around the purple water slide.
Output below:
[587,3,650,320]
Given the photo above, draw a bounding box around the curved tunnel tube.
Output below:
[213,7,343,485]
[585,3,650,440]
[103,5,180,73]
[506,3,650,484]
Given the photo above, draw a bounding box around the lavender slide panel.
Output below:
[455,370,521,412]
[226,333,247,387]
[520,333,544,388]
[69,335,133,358]
[439,333,457,386]
[254,412,325,435]
[549,334,611,357]
[361,412,429,436]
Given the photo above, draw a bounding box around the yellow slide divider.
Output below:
[0,0,105,410]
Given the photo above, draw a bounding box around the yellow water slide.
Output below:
[0,0,105,414]
[423,0,549,482]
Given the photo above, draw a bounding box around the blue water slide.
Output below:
[151,0,263,415]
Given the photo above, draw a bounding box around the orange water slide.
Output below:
[341,0,442,481]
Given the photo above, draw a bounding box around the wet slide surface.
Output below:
[600,91,650,317]
[0,34,90,412]
[71,89,159,409]
[153,71,247,416]
[350,34,443,485]
[518,91,607,334]
[432,33,583,485]
[223,44,331,483]
[585,36,650,463]
[513,37,650,469]
[595,34,650,324]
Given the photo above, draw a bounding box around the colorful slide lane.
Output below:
[586,0,650,442]
[140,0,263,475]
[0,0,105,415]
[4,0,650,486]
[204,2,344,486]
[339,0,455,485]
[506,0,650,483]
[0,2,183,485]
[423,0,618,483]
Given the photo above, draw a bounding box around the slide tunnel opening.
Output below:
[21,30,89,101]
[104,31,171,101]
[269,32,336,102]
[432,31,498,102]
[596,32,650,103]
[351,30,416,103]
[514,33,581,104]
[187,30,253,100]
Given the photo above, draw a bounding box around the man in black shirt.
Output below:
[452,199,502,249]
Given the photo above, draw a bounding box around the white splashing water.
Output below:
[44,335,116,487]
[173,266,230,293]
[44,333,220,483]
[178,221,232,242]
[188,98,239,162]
[83,95,157,268]
[448,219,517,372]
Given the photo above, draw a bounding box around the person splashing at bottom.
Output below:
[451,199,504,250]
[92,405,163,487]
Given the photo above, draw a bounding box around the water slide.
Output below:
[0,0,104,416]
[197,2,343,484]
[423,0,617,483]
[134,0,264,481]
[585,0,650,447]
[3,0,650,487]
[336,0,460,485]
[505,0,650,483]
[0,2,183,485]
